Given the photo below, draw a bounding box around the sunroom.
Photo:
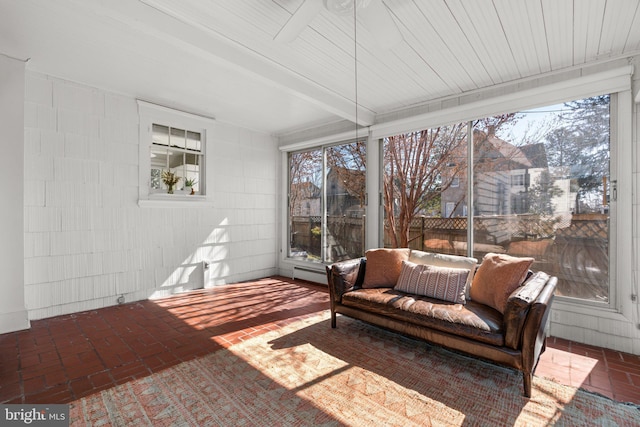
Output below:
[2,0,640,370]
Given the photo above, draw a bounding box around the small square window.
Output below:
[138,101,214,206]
[149,124,204,194]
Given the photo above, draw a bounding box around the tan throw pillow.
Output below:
[470,253,534,313]
[395,261,469,304]
[362,248,410,288]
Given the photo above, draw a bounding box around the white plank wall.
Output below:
[22,71,278,320]
[0,55,29,334]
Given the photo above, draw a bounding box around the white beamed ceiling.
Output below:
[1,0,639,136]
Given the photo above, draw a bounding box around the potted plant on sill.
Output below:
[161,170,181,194]
[184,178,197,195]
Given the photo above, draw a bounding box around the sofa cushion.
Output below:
[470,253,534,313]
[408,249,434,264]
[362,248,410,288]
[341,288,505,346]
[409,250,477,291]
[395,261,469,304]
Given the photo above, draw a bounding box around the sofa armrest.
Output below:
[326,258,365,304]
[503,271,552,350]
[521,275,556,364]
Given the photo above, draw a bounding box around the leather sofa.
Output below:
[326,254,557,398]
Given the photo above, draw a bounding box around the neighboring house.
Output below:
[290,181,321,217]
[441,131,557,218]
[326,167,365,217]
[439,131,580,244]
[290,168,364,218]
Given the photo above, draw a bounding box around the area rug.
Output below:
[69,311,640,426]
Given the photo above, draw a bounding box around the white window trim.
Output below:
[552,87,632,321]
[137,100,215,208]
[370,65,632,139]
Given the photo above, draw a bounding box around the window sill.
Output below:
[138,194,213,208]
[553,298,627,321]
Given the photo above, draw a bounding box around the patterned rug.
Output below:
[70,311,640,426]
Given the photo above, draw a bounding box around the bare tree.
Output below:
[289,150,322,217]
[544,95,610,213]
[383,115,518,248]
[383,126,467,247]
[326,141,367,207]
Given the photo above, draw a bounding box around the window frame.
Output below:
[285,138,367,265]
[379,95,618,308]
[279,65,633,318]
[137,100,215,207]
[368,66,632,315]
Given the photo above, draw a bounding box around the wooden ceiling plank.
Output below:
[524,0,552,74]
[444,0,501,86]
[494,0,538,77]
[624,3,640,53]
[452,0,521,84]
[412,0,493,89]
[392,1,477,95]
[598,0,640,57]
[572,0,602,64]
[541,0,574,70]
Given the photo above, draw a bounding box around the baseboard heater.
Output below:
[292,265,325,281]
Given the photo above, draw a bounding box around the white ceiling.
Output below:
[2,0,640,136]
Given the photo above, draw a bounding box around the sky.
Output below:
[497,103,569,146]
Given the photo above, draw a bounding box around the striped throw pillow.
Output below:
[394,261,470,304]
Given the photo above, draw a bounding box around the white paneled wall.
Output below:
[23,71,278,320]
[0,55,29,334]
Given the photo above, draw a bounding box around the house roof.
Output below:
[520,143,549,169]
[484,134,532,168]
[290,181,321,198]
[327,166,365,198]
[2,0,640,136]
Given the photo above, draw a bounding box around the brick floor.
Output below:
[537,337,640,403]
[1,276,639,406]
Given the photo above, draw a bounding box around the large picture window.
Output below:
[383,95,612,304]
[288,140,366,264]
[383,125,469,249]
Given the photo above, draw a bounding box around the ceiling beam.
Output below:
[69,0,374,127]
